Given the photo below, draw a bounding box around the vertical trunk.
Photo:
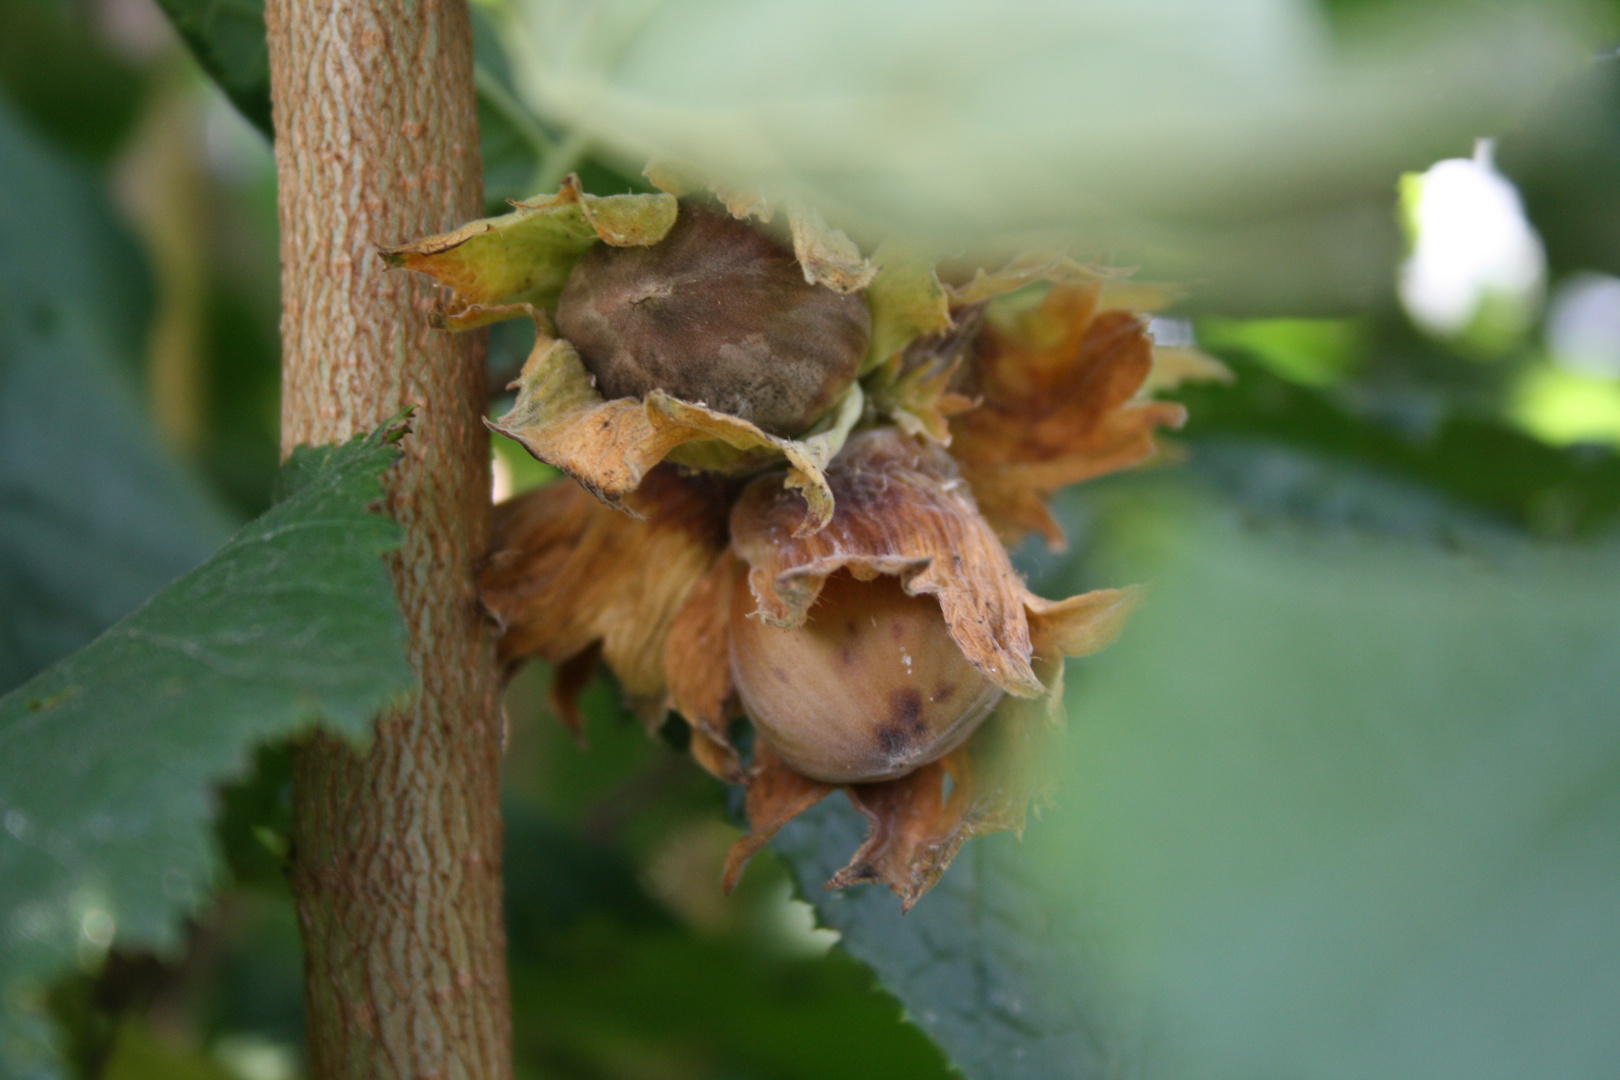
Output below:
[265,0,511,1077]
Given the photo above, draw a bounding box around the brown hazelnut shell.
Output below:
[730,571,1003,784]
[556,202,870,438]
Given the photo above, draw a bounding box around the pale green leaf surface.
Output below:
[0,422,414,1080]
[503,0,1599,310]
[775,456,1620,1080]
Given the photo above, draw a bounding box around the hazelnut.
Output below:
[730,572,1003,784]
[556,202,870,438]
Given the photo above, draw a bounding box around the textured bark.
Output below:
[265,0,511,1076]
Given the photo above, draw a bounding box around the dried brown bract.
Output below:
[950,282,1190,549]
[481,466,733,727]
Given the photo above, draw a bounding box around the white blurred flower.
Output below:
[1546,272,1620,378]
[1399,140,1546,343]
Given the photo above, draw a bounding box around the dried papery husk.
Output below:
[642,160,773,223]
[784,201,876,294]
[730,427,1050,697]
[721,742,835,893]
[488,311,864,535]
[664,552,748,782]
[480,467,732,728]
[1084,279,1235,393]
[863,251,1211,442]
[1142,343,1234,394]
[830,754,986,911]
[949,282,1188,550]
[380,173,677,323]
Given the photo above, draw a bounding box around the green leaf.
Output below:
[773,452,1620,1080]
[0,98,235,696]
[774,810,1114,1079]
[150,0,273,138]
[0,419,415,1080]
[1172,353,1620,538]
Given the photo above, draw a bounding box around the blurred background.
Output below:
[2,0,1618,1077]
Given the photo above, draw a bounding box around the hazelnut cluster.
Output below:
[388,170,1211,907]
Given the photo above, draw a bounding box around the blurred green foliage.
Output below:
[3,0,1620,1079]
[0,0,145,162]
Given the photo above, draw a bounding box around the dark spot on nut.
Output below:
[889,687,925,733]
[556,201,870,437]
[876,723,911,757]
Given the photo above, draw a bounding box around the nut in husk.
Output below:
[730,571,1003,784]
[558,201,870,438]
[428,173,1211,906]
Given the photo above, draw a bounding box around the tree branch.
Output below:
[264,0,511,1074]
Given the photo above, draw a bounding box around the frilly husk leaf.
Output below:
[1144,344,1234,393]
[785,201,876,294]
[722,742,835,893]
[642,162,874,294]
[644,160,775,223]
[479,468,731,726]
[380,174,677,318]
[548,647,601,739]
[950,283,1187,550]
[487,311,863,535]
[432,301,552,334]
[872,357,975,445]
[862,243,954,376]
[945,250,1121,306]
[664,552,747,781]
[1096,279,1187,314]
[864,305,982,444]
[732,427,1053,698]
[827,755,987,911]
